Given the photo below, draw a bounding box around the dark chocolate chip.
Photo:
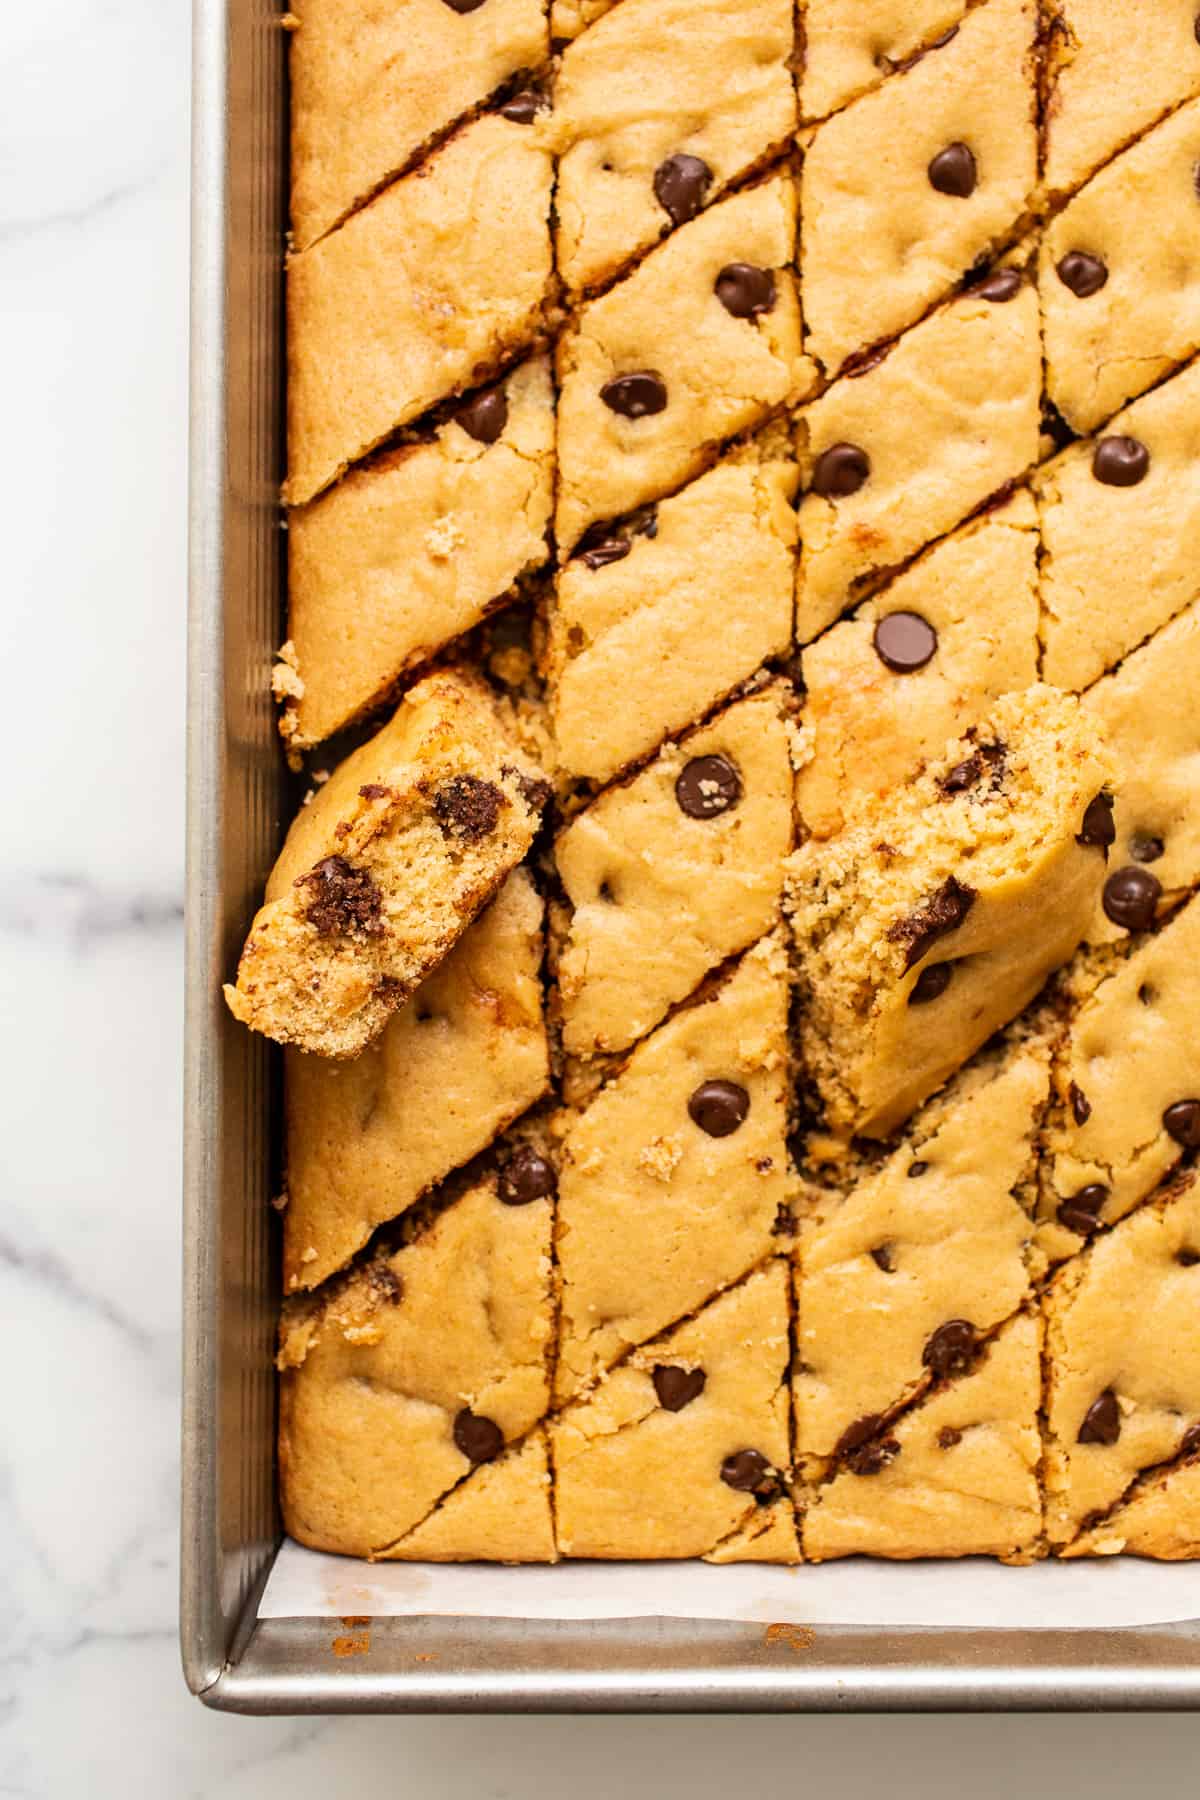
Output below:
[922,1319,979,1379]
[909,962,953,1004]
[1102,865,1162,932]
[575,525,631,568]
[440,0,486,11]
[1077,791,1116,850]
[890,874,976,969]
[500,88,547,123]
[1077,1389,1121,1447]
[939,742,1006,796]
[870,1243,896,1272]
[688,1078,750,1137]
[772,1202,795,1236]
[1057,1184,1107,1236]
[1069,1081,1092,1127]
[652,153,712,225]
[975,267,1022,302]
[1164,1100,1200,1148]
[714,262,777,319]
[844,1435,900,1476]
[835,1414,885,1457]
[456,385,508,444]
[908,1160,929,1179]
[873,611,938,673]
[296,855,384,938]
[503,765,554,813]
[1092,434,1150,487]
[1177,1248,1200,1268]
[453,1408,504,1463]
[432,774,505,841]
[498,1144,557,1205]
[1181,1420,1200,1457]
[600,371,668,418]
[937,1426,963,1449]
[811,442,870,498]
[653,1364,707,1412]
[1130,833,1165,864]
[1056,250,1108,298]
[720,1448,777,1495]
[928,142,977,197]
[675,753,742,819]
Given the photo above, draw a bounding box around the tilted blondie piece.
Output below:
[1035,356,1200,691]
[1042,0,1200,199]
[281,357,555,751]
[800,0,972,122]
[794,279,1041,643]
[1043,1170,1200,1550]
[788,686,1114,1138]
[283,870,549,1291]
[554,932,790,1401]
[800,0,1038,375]
[1063,1442,1200,1562]
[286,114,554,505]
[555,176,810,549]
[796,491,1039,840]
[795,1034,1048,1476]
[1082,598,1200,944]
[552,1261,797,1560]
[556,688,793,1057]
[278,1172,554,1558]
[551,0,795,295]
[1039,892,1200,1260]
[548,439,796,783]
[225,670,549,1057]
[802,1310,1043,1562]
[1039,99,1200,434]
[288,0,549,250]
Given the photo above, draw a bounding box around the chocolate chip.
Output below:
[500,88,546,123]
[498,1144,557,1205]
[873,611,938,673]
[939,742,1006,796]
[1130,833,1165,864]
[653,1364,707,1411]
[922,1320,978,1380]
[937,1426,963,1450]
[296,856,384,938]
[502,765,554,813]
[456,385,508,444]
[772,1202,794,1236]
[1177,1248,1200,1268]
[810,442,870,498]
[714,262,777,319]
[845,1435,899,1476]
[453,1408,504,1463]
[720,1448,777,1495]
[1164,1100,1200,1148]
[688,1078,750,1137]
[1056,251,1108,297]
[889,875,976,970]
[1077,1390,1121,1447]
[1057,1185,1107,1236]
[440,0,486,11]
[652,153,712,225]
[909,962,953,1005]
[1102,865,1161,932]
[908,1161,929,1179]
[975,268,1022,302]
[870,1243,896,1272]
[1069,1082,1092,1127]
[835,1414,884,1457]
[359,783,393,800]
[1093,435,1150,487]
[600,371,668,418]
[1181,1420,1200,1457]
[1195,12,1200,45]
[575,525,630,568]
[1077,791,1116,850]
[675,753,742,819]
[928,142,977,197]
[432,775,505,841]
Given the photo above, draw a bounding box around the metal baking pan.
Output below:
[181,0,1200,1712]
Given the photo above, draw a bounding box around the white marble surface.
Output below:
[4,3,1199,1791]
